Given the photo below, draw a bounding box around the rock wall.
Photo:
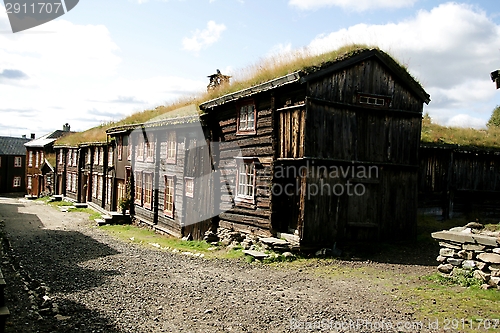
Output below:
[432,222,500,290]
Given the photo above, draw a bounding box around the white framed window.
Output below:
[237,101,256,134]
[73,150,77,167]
[29,151,33,167]
[99,148,104,166]
[184,177,194,198]
[108,147,114,167]
[236,159,256,203]
[35,151,39,168]
[92,173,98,198]
[27,176,32,189]
[13,176,21,187]
[106,177,112,205]
[94,149,98,165]
[166,132,176,164]
[72,173,77,192]
[67,149,72,166]
[98,175,103,200]
[144,172,153,209]
[127,135,132,161]
[146,134,155,162]
[164,175,175,218]
[14,156,22,168]
[59,151,63,165]
[135,171,143,205]
[40,151,44,164]
[136,136,144,161]
[117,136,123,161]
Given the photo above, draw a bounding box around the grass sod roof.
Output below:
[55,44,424,147]
[421,114,500,150]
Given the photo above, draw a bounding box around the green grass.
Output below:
[48,201,74,207]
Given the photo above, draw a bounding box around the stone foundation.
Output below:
[432,222,500,289]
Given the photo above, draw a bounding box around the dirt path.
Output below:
[0,196,435,332]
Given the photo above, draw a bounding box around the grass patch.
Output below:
[99,224,212,253]
[48,200,74,207]
[408,275,500,331]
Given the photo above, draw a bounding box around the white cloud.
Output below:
[182,20,226,53]
[0,11,207,137]
[289,0,417,11]
[267,43,293,57]
[446,114,487,129]
[306,2,500,127]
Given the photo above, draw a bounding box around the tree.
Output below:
[487,105,500,128]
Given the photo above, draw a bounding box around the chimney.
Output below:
[63,123,71,132]
[22,135,26,139]
[491,70,500,89]
[31,133,35,139]
[207,69,231,92]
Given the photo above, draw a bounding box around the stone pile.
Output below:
[432,222,500,289]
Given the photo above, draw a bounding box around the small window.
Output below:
[40,152,44,165]
[236,159,256,203]
[117,136,123,161]
[13,176,21,187]
[67,150,72,166]
[59,151,63,165]
[164,175,175,218]
[35,151,39,168]
[27,176,32,189]
[144,173,153,209]
[166,132,176,164]
[14,156,22,168]
[237,102,256,134]
[94,149,98,165]
[185,177,194,198]
[73,150,77,167]
[106,177,112,205]
[127,135,132,161]
[29,151,33,167]
[92,174,98,198]
[146,134,155,162]
[98,175,103,200]
[135,171,143,205]
[136,136,144,162]
[99,148,104,166]
[358,94,389,107]
[108,147,114,167]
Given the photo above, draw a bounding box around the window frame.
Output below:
[117,136,123,161]
[27,176,32,189]
[235,158,256,204]
[146,134,155,163]
[28,150,33,167]
[164,175,175,218]
[357,93,391,108]
[14,156,22,168]
[236,100,257,135]
[136,135,144,162]
[184,177,194,198]
[143,172,153,209]
[13,176,21,187]
[134,171,143,206]
[166,131,177,164]
[127,135,132,161]
[72,150,77,167]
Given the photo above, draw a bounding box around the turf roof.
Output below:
[56,44,427,147]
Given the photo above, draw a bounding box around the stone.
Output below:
[481,284,494,290]
[282,252,295,258]
[462,260,476,270]
[449,227,466,232]
[259,237,289,246]
[436,255,447,263]
[493,248,500,254]
[457,250,472,260]
[439,242,461,250]
[476,261,487,271]
[54,314,70,321]
[438,264,454,274]
[465,222,484,229]
[462,244,486,251]
[432,231,474,244]
[488,276,500,286]
[477,253,500,264]
[447,258,464,266]
[472,234,499,247]
[473,270,490,282]
[439,248,455,257]
[491,270,500,278]
[490,264,500,270]
[242,250,268,259]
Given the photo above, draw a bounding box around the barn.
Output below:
[201,48,430,247]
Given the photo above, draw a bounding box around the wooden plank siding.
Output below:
[419,145,500,219]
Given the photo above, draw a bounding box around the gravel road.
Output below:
[0,196,436,333]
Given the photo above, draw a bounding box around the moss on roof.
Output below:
[421,114,500,149]
[55,44,424,147]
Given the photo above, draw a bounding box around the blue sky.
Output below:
[1,0,500,137]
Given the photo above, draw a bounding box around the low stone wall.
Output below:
[432,222,500,289]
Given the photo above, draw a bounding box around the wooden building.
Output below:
[25,124,72,197]
[200,48,430,246]
[0,136,30,193]
[419,143,500,219]
[107,106,214,239]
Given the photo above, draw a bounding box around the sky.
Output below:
[1,0,500,138]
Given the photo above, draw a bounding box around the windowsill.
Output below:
[166,159,176,164]
[234,196,256,208]
[236,130,256,136]
[164,211,174,219]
